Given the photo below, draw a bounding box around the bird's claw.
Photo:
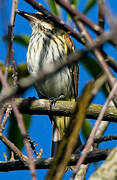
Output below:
[50,95,65,109]
[28,96,37,101]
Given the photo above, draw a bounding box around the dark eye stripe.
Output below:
[35,13,48,21]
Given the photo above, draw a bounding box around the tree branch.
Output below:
[0,148,111,172]
[3,98,117,122]
[55,0,103,34]
[89,147,117,180]
[22,0,82,43]
[1,23,117,105]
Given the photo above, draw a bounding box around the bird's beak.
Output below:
[16,10,36,22]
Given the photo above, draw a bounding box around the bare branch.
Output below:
[46,73,107,180]
[0,104,12,132]
[55,0,103,34]
[22,0,82,43]
[95,135,117,143]
[0,68,36,180]
[0,133,26,161]
[72,81,117,178]
[55,0,117,105]
[2,98,117,122]
[1,23,117,105]
[0,148,111,172]
[89,147,117,180]
[5,0,18,85]
[0,49,108,105]
[98,0,105,29]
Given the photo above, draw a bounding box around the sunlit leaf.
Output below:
[83,0,96,14]
[7,112,31,159]
[0,63,28,92]
[2,35,29,47]
[48,0,59,16]
[14,35,29,47]
[70,0,78,7]
[82,119,92,141]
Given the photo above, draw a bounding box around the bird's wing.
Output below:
[63,33,79,98]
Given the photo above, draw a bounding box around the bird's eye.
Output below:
[44,16,48,20]
[35,13,49,21]
[35,14,40,18]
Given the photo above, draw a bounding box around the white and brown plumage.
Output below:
[17,10,80,155]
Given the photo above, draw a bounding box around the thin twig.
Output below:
[56,0,117,48]
[23,0,82,43]
[46,74,106,180]
[0,132,27,161]
[74,134,117,152]
[46,82,94,180]
[5,0,18,84]
[98,0,105,29]
[1,0,19,135]
[0,109,4,129]
[9,0,18,86]
[0,104,12,132]
[55,0,103,34]
[0,52,108,104]
[97,0,105,57]
[57,0,115,87]
[17,0,117,74]
[56,0,117,106]
[95,135,117,143]
[73,18,117,105]
[72,81,117,178]
[0,24,117,106]
[0,68,37,180]
[0,148,112,172]
[0,50,84,104]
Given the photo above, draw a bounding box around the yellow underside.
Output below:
[54,98,75,137]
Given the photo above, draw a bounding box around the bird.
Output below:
[17,10,81,156]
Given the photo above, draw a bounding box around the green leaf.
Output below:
[80,56,108,96]
[70,0,78,7]
[48,0,59,16]
[83,0,96,14]
[80,56,102,77]
[1,35,29,47]
[7,112,31,159]
[14,35,29,47]
[82,119,92,141]
[81,56,108,141]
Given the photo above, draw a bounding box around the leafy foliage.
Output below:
[2,35,29,47]
[3,0,106,150]
[82,119,92,140]
[80,55,108,140]
[80,56,108,96]
[7,113,31,158]
[70,0,79,7]
[83,0,96,14]
[80,55,102,78]
[48,0,59,15]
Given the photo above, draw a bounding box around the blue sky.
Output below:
[0,0,117,179]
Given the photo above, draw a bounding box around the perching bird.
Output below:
[17,10,81,156]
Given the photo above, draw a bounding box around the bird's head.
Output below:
[17,10,55,32]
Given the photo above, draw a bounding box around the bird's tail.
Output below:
[51,115,81,156]
[51,116,69,156]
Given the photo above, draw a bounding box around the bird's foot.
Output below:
[50,95,65,109]
[28,96,37,101]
